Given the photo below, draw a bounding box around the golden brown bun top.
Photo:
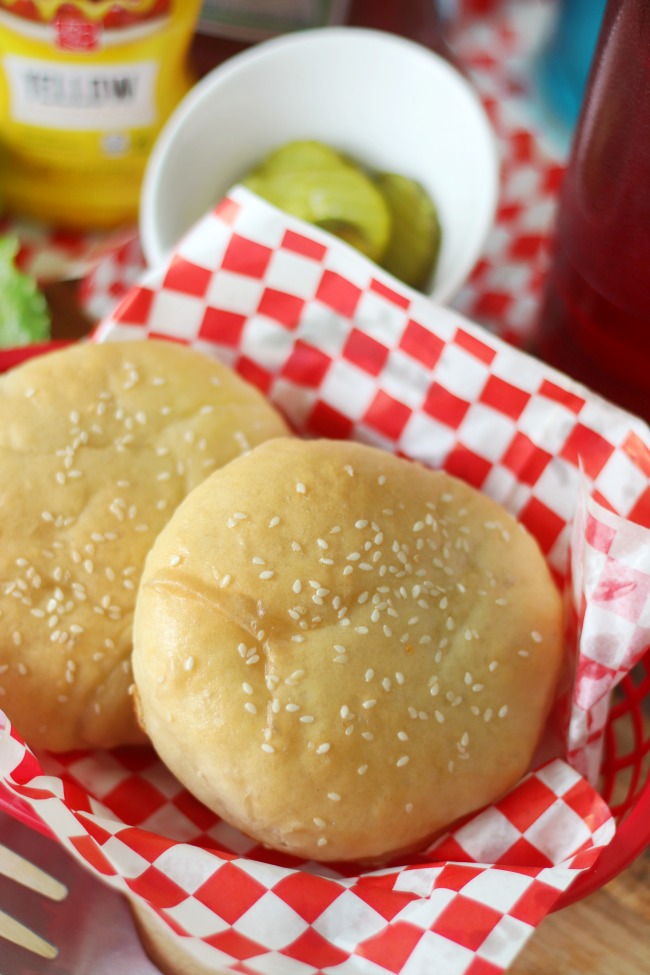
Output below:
[0,340,290,751]
[133,437,564,862]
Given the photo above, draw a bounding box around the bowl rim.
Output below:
[139,25,500,303]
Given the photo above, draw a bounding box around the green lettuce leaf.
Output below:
[0,236,51,348]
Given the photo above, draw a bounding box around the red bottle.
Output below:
[535,0,650,422]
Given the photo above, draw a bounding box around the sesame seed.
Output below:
[434,710,445,723]
[362,699,377,709]
[361,731,374,741]
[286,703,300,712]
[316,743,331,755]
[261,743,275,753]
[365,669,374,681]
[531,631,542,643]
[397,731,409,741]
[300,715,314,724]
[518,650,530,658]
[268,516,280,528]
[242,682,253,695]
[317,838,328,847]
[498,705,509,718]
[296,482,306,494]
[396,756,410,767]
[357,765,368,775]
[169,555,181,567]
[395,672,405,685]
[259,570,274,580]
[327,792,341,802]
[244,702,257,714]
[184,656,195,672]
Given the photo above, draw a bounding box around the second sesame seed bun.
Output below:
[132,437,564,863]
[0,340,290,752]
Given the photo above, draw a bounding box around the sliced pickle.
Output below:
[244,167,391,263]
[248,140,348,176]
[374,172,441,289]
[241,141,443,287]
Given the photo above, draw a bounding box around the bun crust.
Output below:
[0,340,289,751]
[133,437,564,862]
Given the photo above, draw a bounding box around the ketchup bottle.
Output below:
[535,0,650,422]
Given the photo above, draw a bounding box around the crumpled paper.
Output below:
[1,187,649,975]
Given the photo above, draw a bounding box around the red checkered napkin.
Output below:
[2,187,650,975]
[0,213,138,284]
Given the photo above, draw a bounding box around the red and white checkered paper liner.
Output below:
[1,186,650,975]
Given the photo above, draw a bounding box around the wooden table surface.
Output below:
[39,280,650,974]
[512,851,650,974]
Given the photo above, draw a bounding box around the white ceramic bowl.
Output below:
[140,27,499,303]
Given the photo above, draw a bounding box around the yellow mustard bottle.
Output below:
[0,0,202,229]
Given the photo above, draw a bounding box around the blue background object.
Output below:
[537,0,607,133]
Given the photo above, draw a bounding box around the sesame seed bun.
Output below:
[132,437,564,863]
[0,340,289,751]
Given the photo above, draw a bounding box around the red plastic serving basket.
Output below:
[0,341,649,914]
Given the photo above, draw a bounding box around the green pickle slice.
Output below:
[374,172,441,290]
[241,141,442,288]
[250,140,348,175]
[245,164,391,263]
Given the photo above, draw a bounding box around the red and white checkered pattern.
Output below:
[0,213,138,285]
[450,0,566,347]
[0,724,615,975]
[2,184,648,974]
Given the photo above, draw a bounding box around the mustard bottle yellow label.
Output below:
[0,0,202,229]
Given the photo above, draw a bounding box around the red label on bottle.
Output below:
[54,12,102,52]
